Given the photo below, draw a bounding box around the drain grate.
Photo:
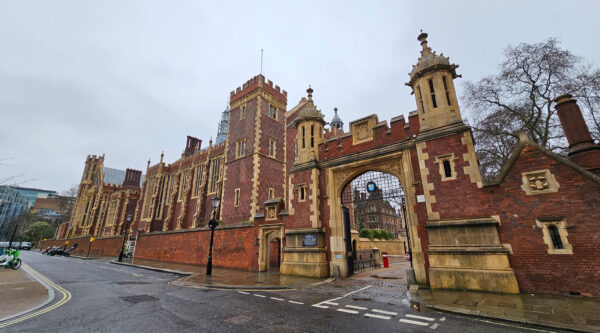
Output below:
[116,281,151,285]
[121,295,158,303]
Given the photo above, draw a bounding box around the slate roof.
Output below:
[103,167,126,186]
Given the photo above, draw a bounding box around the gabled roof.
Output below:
[483,136,600,187]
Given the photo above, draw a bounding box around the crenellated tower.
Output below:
[406,32,462,131]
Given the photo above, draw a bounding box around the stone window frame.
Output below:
[177,169,191,202]
[535,218,573,255]
[104,199,119,227]
[269,138,276,158]
[234,188,240,207]
[240,104,246,120]
[298,184,306,202]
[236,139,246,159]
[191,164,205,199]
[434,153,458,181]
[268,188,275,199]
[521,169,560,195]
[268,104,277,120]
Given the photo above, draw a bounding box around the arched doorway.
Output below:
[340,170,407,275]
[258,225,283,272]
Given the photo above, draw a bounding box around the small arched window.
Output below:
[548,225,564,249]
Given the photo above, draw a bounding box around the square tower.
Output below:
[221,75,288,223]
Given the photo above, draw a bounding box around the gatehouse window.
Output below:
[269,104,277,120]
[298,185,306,202]
[234,188,240,207]
[417,86,425,113]
[435,154,457,181]
[442,76,452,106]
[268,188,275,199]
[310,125,315,148]
[241,105,246,119]
[302,126,306,148]
[269,138,276,158]
[236,139,246,158]
[428,79,438,108]
[536,218,572,254]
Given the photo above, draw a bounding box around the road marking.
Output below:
[0,263,72,329]
[315,285,372,308]
[270,297,284,301]
[237,291,249,295]
[253,294,266,298]
[399,319,429,326]
[365,313,391,320]
[406,314,435,321]
[289,300,304,305]
[372,309,397,316]
[337,308,359,314]
[430,323,439,330]
[312,304,329,309]
[323,301,339,306]
[345,305,368,310]
[440,317,446,321]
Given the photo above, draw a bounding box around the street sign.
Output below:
[90,237,95,242]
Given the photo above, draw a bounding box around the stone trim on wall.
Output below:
[535,218,573,255]
[521,169,560,195]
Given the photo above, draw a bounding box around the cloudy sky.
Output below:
[1,0,599,192]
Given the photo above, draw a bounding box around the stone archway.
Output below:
[324,150,426,283]
[258,225,283,272]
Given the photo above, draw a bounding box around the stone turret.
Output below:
[330,107,344,131]
[294,86,326,164]
[406,32,462,131]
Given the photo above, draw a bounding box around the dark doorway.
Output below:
[269,238,281,270]
[343,206,354,276]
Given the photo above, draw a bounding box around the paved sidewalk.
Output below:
[0,268,49,321]
[411,288,600,332]
[113,258,327,289]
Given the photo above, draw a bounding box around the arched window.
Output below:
[548,225,564,249]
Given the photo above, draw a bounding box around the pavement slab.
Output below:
[0,268,49,320]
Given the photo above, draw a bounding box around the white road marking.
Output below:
[316,285,372,307]
[337,308,359,314]
[237,291,249,295]
[253,294,266,298]
[323,301,339,306]
[365,313,391,320]
[430,323,439,330]
[440,317,446,321]
[406,314,435,321]
[270,297,284,301]
[312,304,329,309]
[289,300,304,305]
[372,309,398,316]
[345,305,368,310]
[399,319,429,326]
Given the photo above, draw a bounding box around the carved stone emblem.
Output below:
[521,169,559,195]
[355,122,370,141]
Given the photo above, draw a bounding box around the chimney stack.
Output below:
[123,168,142,187]
[555,94,600,174]
[184,136,202,156]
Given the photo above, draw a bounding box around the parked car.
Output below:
[20,242,32,250]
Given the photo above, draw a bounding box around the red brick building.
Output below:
[61,32,600,297]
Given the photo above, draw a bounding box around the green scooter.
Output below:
[0,248,22,269]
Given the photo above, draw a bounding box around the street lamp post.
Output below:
[206,194,221,276]
[118,213,133,262]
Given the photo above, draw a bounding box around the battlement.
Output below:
[86,154,104,162]
[230,74,287,104]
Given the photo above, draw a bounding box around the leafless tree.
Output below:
[463,38,600,181]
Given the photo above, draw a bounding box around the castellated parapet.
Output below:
[230,74,287,104]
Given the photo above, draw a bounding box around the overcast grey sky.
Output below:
[1,0,599,192]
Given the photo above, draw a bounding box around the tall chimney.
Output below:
[555,94,600,173]
[123,168,142,187]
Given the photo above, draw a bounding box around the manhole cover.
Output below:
[116,281,151,285]
[121,295,158,303]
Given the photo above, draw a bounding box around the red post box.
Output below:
[382,252,389,268]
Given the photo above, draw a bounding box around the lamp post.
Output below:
[206,194,221,276]
[118,213,133,262]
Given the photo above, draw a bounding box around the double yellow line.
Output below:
[0,263,72,329]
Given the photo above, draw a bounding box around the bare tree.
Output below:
[463,38,600,181]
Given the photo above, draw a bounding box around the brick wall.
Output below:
[38,235,123,257]
[484,146,600,296]
[134,224,258,270]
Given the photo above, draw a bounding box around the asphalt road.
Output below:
[3,251,562,333]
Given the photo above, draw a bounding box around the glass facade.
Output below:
[0,186,31,239]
